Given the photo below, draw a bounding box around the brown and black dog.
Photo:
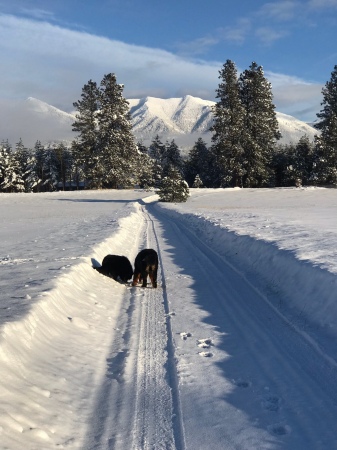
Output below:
[132,249,158,288]
[94,254,133,283]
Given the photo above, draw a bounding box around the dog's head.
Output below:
[121,267,134,282]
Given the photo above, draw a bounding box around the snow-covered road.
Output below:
[1,188,337,449]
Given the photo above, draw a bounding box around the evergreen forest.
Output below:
[1,62,337,195]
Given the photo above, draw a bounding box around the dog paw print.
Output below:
[196,338,213,349]
[268,423,290,436]
[198,351,213,357]
[180,332,192,340]
[262,395,281,412]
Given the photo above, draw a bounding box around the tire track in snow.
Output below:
[147,202,337,450]
[130,206,185,450]
[85,204,185,450]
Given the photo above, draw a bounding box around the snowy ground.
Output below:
[0,187,337,450]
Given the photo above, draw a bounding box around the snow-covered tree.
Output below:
[192,174,203,188]
[41,145,60,191]
[148,135,165,184]
[157,166,189,202]
[136,142,157,189]
[0,143,24,192]
[292,136,314,186]
[162,140,183,176]
[313,65,337,185]
[72,80,100,186]
[97,73,140,188]
[239,62,281,187]
[185,138,213,187]
[211,60,246,187]
[34,140,45,192]
[14,139,39,192]
[312,119,337,185]
[315,65,337,133]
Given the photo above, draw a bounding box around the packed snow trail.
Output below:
[1,190,337,450]
[84,205,184,450]
[144,201,337,449]
[85,199,337,449]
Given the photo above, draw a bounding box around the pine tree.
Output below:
[313,65,337,185]
[42,146,60,191]
[315,65,337,132]
[98,73,140,188]
[14,139,39,192]
[162,140,183,176]
[0,144,24,192]
[72,80,100,187]
[34,140,45,192]
[313,119,337,185]
[292,136,314,186]
[137,142,157,189]
[54,143,73,190]
[239,62,281,187]
[185,138,212,187]
[210,60,246,187]
[192,174,203,188]
[157,166,189,202]
[148,135,165,184]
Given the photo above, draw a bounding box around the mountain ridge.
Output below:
[0,96,318,149]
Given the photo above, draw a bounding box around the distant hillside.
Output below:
[0,98,75,147]
[0,96,318,149]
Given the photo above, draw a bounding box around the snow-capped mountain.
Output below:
[128,95,318,148]
[0,96,318,149]
[0,97,75,148]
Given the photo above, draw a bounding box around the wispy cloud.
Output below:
[220,18,252,44]
[308,0,337,8]
[258,1,299,21]
[255,27,289,45]
[175,36,219,57]
[0,13,322,123]
[0,14,220,110]
[19,7,56,21]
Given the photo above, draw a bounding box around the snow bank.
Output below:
[154,200,337,364]
[0,202,144,449]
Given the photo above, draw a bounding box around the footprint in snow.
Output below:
[262,395,281,412]
[234,380,251,388]
[198,351,213,357]
[197,338,213,348]
[180,332,192,340]
[268,423,290,436]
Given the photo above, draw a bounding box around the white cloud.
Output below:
[220,18,251,44]
[0,14,220,110]
[267,74,323,121]
[19,7,56,20]
[255,27,289,45]
[308,0,337,8]
[175,36,219,56]
[0,13,323,127]
[258,1,299,21]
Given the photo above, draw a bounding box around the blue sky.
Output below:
[0,0,336,122]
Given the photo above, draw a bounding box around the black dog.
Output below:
[94,255,133,283]
[132,249,158,288]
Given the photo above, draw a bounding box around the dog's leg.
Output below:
[141,270,148,287]
[149,272,157,288]
[132,272,141,286]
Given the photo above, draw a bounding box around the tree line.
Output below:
[1,62,336,195]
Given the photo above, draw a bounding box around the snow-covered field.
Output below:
[1,187,337,449]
